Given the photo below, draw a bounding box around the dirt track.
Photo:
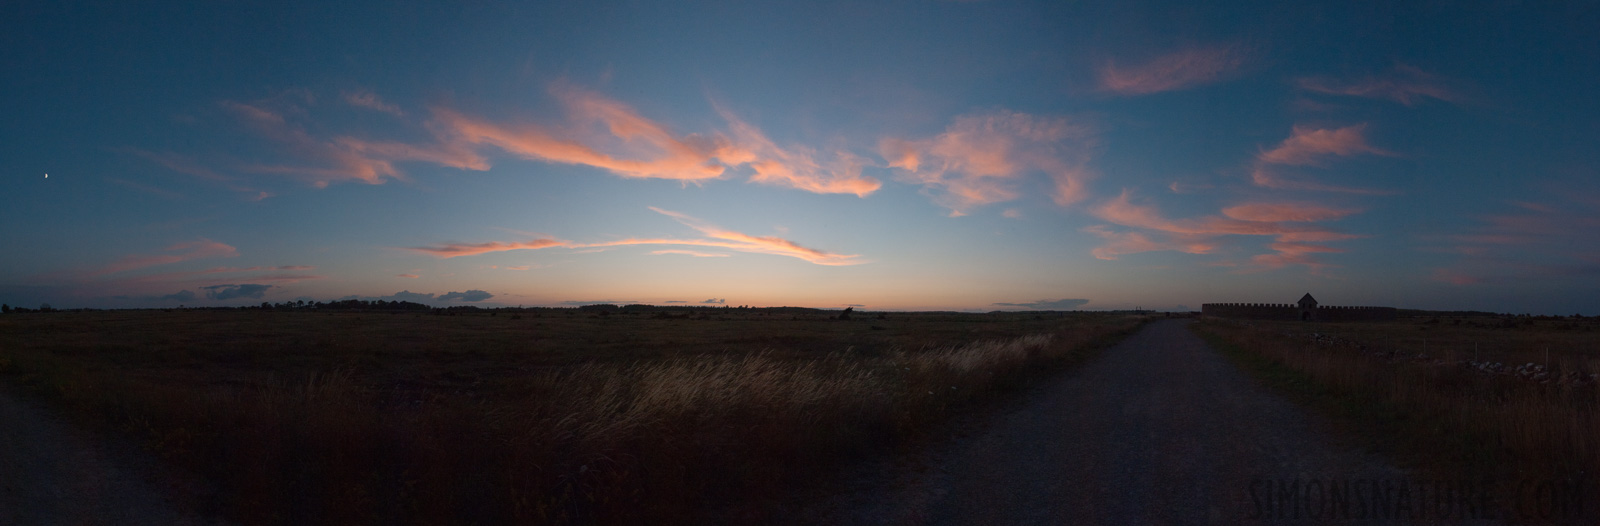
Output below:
[799,319,1437,525]
[0,387,219,525]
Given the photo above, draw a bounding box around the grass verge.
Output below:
[1193,319,1595,523]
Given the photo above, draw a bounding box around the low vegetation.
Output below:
[0,307,1145,524]
[1194,315,1599,513]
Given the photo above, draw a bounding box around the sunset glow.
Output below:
[2,1,1596,313]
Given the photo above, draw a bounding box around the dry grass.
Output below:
[0,309,1143,524]
[1194,317,1600,508]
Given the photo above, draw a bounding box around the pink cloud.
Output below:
[343,90,405,115]
[1249,242,1343,274]
[716,106,881,197]
[431,101,730,182]
[215,85,883,197]
[1257,124,1391,166]
[408,239,569,258]
[224,100,488,186]
[1296,64,1463,106]
[397,273,420,279]
[1083,225,1215,260]
[1098,46,1245,95]
[1250,124,1397,194]
[430,87,881,196]
[1431,194,1600,285]
[1221,202,1362,222]
[1084,191,1363,270]
[408,208,865,266]
[881,110,1096,215]
[650,249,731,258]
[93,239,240,276]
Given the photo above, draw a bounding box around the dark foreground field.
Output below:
[0,307,1144,524]
[1197,315,1600,523]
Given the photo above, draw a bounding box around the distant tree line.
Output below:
[1,303,55,313]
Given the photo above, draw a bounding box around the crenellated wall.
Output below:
[1314,305,1398,322]
[1201,302,1397,322]
[1201,303,1299,320]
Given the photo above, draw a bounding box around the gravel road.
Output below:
[797,319,1450,525]
[0,387,222,525]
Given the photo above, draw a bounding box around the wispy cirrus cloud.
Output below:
[1251,124,1397,194]
[1098,46,1245,95]
[123,149,232,181]
[715,104,881,197]
[343,89,405,115]
[1084,191,1364,272]
[397,273,420,279]
[1429,192,1600,285]
[407,239,568,258]
[430,97,730,182]
[650,249,730,258]
[1257,124,1391,166]
[223,99,489,187]
[433,85,880,195]
[408,208,865,266]
[1297,64,1463,106]
[93,239,239,276]
[880,110,1096,215]
[193,85,883,197]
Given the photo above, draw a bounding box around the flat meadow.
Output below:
[1195,314,1600,512]
[0,306,1145,524]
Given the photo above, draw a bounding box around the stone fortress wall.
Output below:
[1201,302,1398,322]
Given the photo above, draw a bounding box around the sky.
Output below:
[2,1,1598,314]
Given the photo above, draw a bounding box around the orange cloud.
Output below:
[432,103,729,182]
[1250,124,1397,194]
[217,85,883,197]
[407,208,865,266]
[94,239,240,276]
[1083,225,1215,260]
[716,106,881,196]
[1296,64,1462,106]
[881,110,1096,215]
[224,100,488,186]
[1084,191,1362,270]
[1099,46,1245,95]
[408,239,568,258]
[397,273,420,279]
[429,88,881,195]
[626,207,864,265]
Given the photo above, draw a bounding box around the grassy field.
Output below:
[1194,315,1600,519]
[0,307,1146,524]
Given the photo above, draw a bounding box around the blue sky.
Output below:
[2,1,1597,313]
